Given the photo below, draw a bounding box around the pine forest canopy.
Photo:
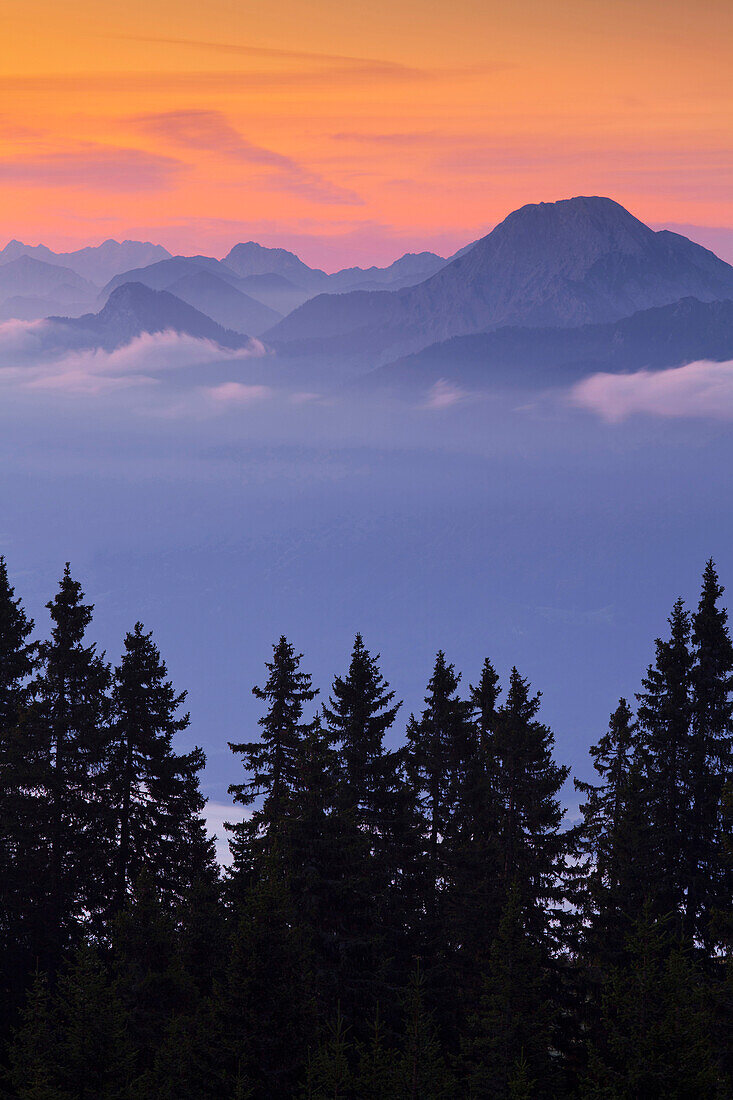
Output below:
[0,558,731,1098]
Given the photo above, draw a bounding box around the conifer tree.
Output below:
[687,560,733,947]
[302,1008,352,1100]
[34,566,112,968]
[216,868,317,1100]
[405,653,472,948]
[227,636,318,881]
[352,1011,397,1100]
[6,971,58,1100]
[322,635,407,1021]
[574,700,650,962]
[8,946,133,1100]
[108,622,213,915]
[394,962,454,1100]
[461,881,555,1099]
[444,659,503,1009]
[0,558,39,1036]
[111,874,194,1083]
[582,907,727,1099]
[635,599,694,925]
[490,668,570,939]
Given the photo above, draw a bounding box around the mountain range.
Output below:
[267,197,733,363]
[364,297,733,391]
[3,197,733,389]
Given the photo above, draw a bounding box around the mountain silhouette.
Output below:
[0,239,171,285]
[103,256,242,297]
[326,251,446,293]
[163,271,281,335]
[267,197,733,361]
[364,297,733,391]
[0,255,97,302]
[50,283,254,351]
[223,241,329,289]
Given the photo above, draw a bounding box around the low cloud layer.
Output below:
[571,359,733,421]
[0,321,265,398]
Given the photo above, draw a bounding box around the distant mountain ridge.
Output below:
[364,297,733,391]
[0,239,171,285]
[0,256,99,321]
[267,197,733,361]
[102,257,280,335]
[49,283,254,352]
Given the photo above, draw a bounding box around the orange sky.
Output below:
[2,0,732,267]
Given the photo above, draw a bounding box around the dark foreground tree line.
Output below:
[0,559,730,1099]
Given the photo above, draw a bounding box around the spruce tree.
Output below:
[111,874,194,1084]
[635,599,694,925]
[687,560,733,947]
[461,881,555,1100]
[444,658,504,1012]
[6,971,58,1100]
[108,622,213,915]
[405,653,472,952]
[227,636,318,882]
[302,1008,352,1100]
[0,558,39,1037]
[574,699,650,963]
[322,635,406,1022]
[216,868,317,1100]
[582,908,727,1099]
[352,1011,398,1100]
[8,946,133,1100]
[33,566,112,969]
[490,668,570,940]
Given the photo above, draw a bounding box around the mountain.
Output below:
[364,297,733,391]
[235,273,312,315]
[50,282,254,351]
[0,256,98,316]
[223,242,329,290]
[224,242,447,297]
[267,197,733,362]
[163,271,281,335]
[103,255,242,297]
[0,239,171,285]
[326,251,446,293]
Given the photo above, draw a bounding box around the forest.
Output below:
[0,558,730,1099]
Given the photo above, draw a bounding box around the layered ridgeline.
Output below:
[0,238,171,286]
[366,297,733,391]
[268,196,733,366]
[4,198,733,385]
[49,283,256,352]
[0,560,730,1098]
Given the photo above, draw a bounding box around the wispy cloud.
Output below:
[571,360,733,422]
[0,146,183,192]
[109,34,422,76]
[133,110,361,206]
[421,379,468,410]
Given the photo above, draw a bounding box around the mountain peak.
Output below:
[223,241,328,288]
[269,196,733,358]
[53,282,253,352]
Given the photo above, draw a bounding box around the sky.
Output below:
[2,0,732,267]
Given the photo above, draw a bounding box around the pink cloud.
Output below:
[421,379,467,410]
[571,360,733,422]
[133,110,362,206]
[206,382,272,405]
[0,146,183,192]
